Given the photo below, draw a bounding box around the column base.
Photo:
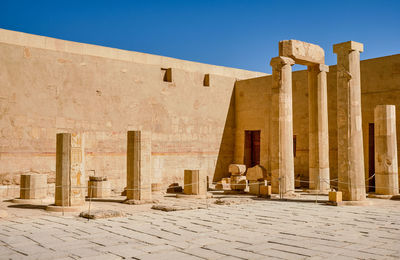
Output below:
[368,193,400,199]
[11,198,52,205]
[176,193,213,199]
[303,189,330,195]
[123,199,156,205]
[46,204,83,212]
[326,200,374,206]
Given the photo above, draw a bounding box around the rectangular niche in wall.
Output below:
[203,74,210,87]
[244,130,261,168]
[161,68,172,82]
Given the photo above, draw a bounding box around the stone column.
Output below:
[126,131,152,201]
[308,64,330,191]
[20,174,47,199]
[333,41,366,201]
[270,56,295,195]
[184,170,206,195]
[55,133,85,207]
[374,105,399,195]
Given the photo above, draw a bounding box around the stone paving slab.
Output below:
[1,197,400,259]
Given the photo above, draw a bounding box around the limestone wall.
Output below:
[235,54,400,186]
[0,29,266,195]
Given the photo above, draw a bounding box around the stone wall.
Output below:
[0,29,265,195]
[235,54,400,186]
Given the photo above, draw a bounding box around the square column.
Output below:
[270,56,295,195]
[333,41,366,201]
[55,133,85,207]
[308,64,330,191]
[184,170,206,195]
[374,105,399,195]
[20,174,47,199]
[126,131,152,201]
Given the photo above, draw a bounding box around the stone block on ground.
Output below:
[246,165,267,181]
[260,185,272,197]
[20,174,47,199]
[248,180,266,195]
[184,170,206,195]
[167,183,183,193]
[88,179,111,198]
[228,164,246,175]
[79,210,125,219]
[230,175,247,191]
[329,191,342,203]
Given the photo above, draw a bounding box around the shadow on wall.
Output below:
[213,84,236,183]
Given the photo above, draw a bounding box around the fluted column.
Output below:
[333,41,366,201]
[308,64,330,191]
[270,56,295,195]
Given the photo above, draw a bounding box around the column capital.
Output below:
[333,41,364,54]
[270,56,295,68]
[308,64,329,73]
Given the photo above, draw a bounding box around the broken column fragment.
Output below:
[126,131,152,202]
[47,133,85,211]
[183,170,207,196]
[374,105,399,195]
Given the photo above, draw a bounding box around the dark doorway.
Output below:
[244,130,260,168]
[368,123,375,192]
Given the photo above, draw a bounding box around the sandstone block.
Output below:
[228,164,246,175]
[329,191,342,203]
[184,170,206,195]
[374,105,399,195]
[248,180,261,195]
[88,179,111,198]
[126,131,152,201]
[279,40,325,65]
[20,174,47,199]
[230,175,247,191]
[167,183,183,193]
[246,165,267,181]
[260,185,272,197]
[55,133,85,207]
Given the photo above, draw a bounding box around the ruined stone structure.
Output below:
[47,133,85,210]
[19,174,47,200]
[126,131,152,201]
[374,105,399,195]
[1,29,400,201]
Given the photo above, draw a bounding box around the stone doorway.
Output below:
[244,130,260,168]
[368,123,375,192]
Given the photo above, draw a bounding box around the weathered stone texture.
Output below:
[126,131,152,201]
[183,170,206,195]
[308,64,330,191]
[88,179,111,198]
[270,56,295,195]
[20,174,47,199]
[0,29,265,196]
[55,133,85,206]
[374,105,399,195]
[279,40,325,65]
[334,41,366,201]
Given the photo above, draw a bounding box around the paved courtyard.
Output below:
[1,196,400,259]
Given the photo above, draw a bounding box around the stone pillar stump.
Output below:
[20,174,47,199]
[47,133,85,212]
[126,131,152,202]
[374,105,399,195]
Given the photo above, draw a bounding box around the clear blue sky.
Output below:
[1,0,399,73]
